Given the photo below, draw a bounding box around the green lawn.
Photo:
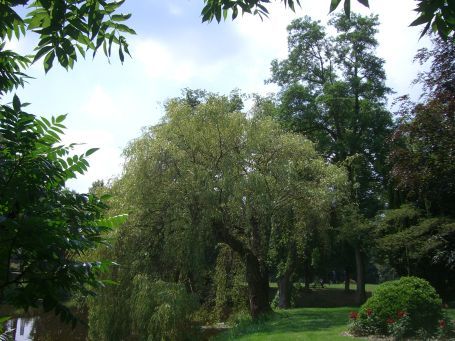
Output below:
[214,307,365,341]
[214,307,455,340]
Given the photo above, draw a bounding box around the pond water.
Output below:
[3,312,87,341]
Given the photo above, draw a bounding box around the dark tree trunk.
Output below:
[355,246,366,305]
[214,219,271,319]
[304,261,312,291]
[344,266,350,292]
[245,253,271,318]
[277,272,292,309]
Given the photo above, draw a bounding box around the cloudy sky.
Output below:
[9,0,430,192]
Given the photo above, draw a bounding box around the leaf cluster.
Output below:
[201,0,369,23]
[410,0,455,40]
[0,0,135,93]
[0,95,125,324]
[202,0,454,40]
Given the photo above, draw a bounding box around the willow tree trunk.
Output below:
[277,272,292,309]
[355,247,366,305]
[245,253,271,318]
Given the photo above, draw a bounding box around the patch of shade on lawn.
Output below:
[215,307,367,340]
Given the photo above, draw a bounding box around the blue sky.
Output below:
[7,0,430,192]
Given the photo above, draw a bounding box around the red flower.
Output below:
[397,310,407,318]
[366,308,373,317]
[387,317,395,324]
[349,311,359,320]
[439,320,446,328]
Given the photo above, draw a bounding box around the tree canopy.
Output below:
[378,37,455,300]
[0,0,135,96]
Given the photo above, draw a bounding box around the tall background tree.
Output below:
[267,13,393,304]
[377,36,455,300]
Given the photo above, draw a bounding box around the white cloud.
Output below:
[168,3,183,16]
[80,85,127,119]
[233,3,299,60]
[15,0,433,194]
[134,38,201,82]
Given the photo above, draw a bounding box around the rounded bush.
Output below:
[359,277,442,336]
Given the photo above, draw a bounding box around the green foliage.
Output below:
[0,43,31,95]
[383,38,455,300]
[410,0,455,40]
[0,95,122,323]
[130,276,199,341]
[270,14,392,217]
[89,272,200,341]
[90,90,346,324]
[0,0,134,94]
[202,0,454,40]
[435,314,455,340]
[354,277,443,336]
[0,0,130,331]
[390,38,455,218]
[267,13,392,305]
[375,205,455,300]
[0,316,10,336]
[201,0,369,22]
[214,244,247,320]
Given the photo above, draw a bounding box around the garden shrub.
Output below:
[349,276,443,337]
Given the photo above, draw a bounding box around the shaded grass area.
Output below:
[446,309,455,320]
[294,288,374,308]
[268,283,378,293]
[214,307,366,341]
[282,283,377,308]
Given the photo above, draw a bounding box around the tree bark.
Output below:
[344,266,350,292]
[214,221,271,318]
[277,272,292,309]
[304,260,312,291]
[355,246,366,305]
[245,253,271,318]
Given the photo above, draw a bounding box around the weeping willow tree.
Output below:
[88,91,346,338]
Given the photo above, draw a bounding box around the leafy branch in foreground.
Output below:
[0,94,127,324]
[201,0,454,40]
[0,0,135,94]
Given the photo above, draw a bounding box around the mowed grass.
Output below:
[214,307,366,341]
[215,307,455,341]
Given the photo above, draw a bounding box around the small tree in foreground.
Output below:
[0,96,126,323]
